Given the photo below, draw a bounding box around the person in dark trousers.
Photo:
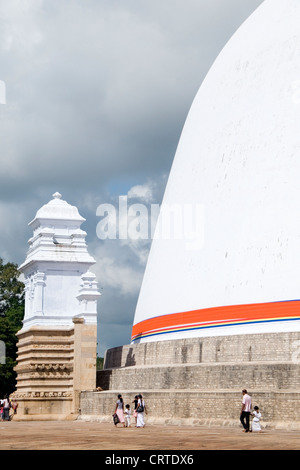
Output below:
[240,389,252,432]
[132,395,138,426]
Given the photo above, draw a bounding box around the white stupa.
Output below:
[19,192,100,328]
[132,0,300,343]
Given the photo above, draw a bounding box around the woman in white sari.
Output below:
[136,394,147,428]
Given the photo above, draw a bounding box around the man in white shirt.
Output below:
[240,389,252,432]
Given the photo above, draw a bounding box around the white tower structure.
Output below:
[132,0,300,343]
[19,192,100,328]
[14,193,100,420]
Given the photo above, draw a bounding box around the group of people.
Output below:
[113,394,147,428]
[0,395,18,421]
[2,389,262,432]
[240,389,262,432]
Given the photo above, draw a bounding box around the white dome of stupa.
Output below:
[132,0,300,344]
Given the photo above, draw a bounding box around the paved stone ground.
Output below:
[0,421,299,450]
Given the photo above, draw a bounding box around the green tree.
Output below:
[0,258,24,397]
[96,355,104,370]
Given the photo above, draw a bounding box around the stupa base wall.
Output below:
[103,331,300,368]
[79,390,300,430]
[79,332,300,429]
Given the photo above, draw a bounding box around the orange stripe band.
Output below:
[131,300,300,342]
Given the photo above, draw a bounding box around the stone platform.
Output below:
[79,331,300,429]
[1,421,300,450]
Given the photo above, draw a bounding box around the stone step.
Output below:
[97,361,300,391]
[103,359,298,370]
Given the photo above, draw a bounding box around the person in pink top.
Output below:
[240,389,252,432]
[114,394,125,427]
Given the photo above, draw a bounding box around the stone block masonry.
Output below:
[80,390,300,429]
[13,318,97,420]
[103,332,300,368]
[78,332,300,429]
[97,362,299,392]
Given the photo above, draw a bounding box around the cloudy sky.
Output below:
[0,0,263,356]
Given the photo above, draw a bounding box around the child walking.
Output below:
[124,404,131,427]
